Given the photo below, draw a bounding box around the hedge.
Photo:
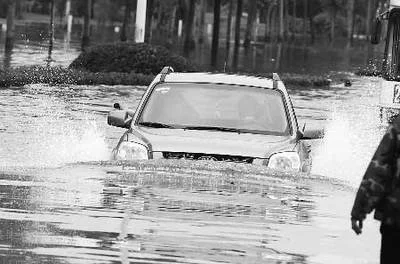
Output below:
[69,42,198,74]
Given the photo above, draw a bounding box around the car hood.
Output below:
[130,127,296,159]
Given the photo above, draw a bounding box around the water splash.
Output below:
[0,86,110,168]
[311,80,385,187]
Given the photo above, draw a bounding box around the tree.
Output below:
[226,0,234,52]
[120,0,131,41]
[145,0,154,43]
[233,0,243,69]
[82,0,92,50]
[279,0,284,41]
[198,0,207,43]
[244,0,257,47]
[5,0,16,53]
[346,0,355,47]
[211,0,221,67]
[183,0,196,54]
[47,0,55,66]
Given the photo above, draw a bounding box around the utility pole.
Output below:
[135,0,147,43]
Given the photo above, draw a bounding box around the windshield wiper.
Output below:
[138,122,176,128]
[182,126,242,133]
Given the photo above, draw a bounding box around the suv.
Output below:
[107,67,323,173]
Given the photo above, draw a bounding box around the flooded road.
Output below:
[0,76,385,263]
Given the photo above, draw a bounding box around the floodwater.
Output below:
[0,76,387,263]
[0,20,388,264]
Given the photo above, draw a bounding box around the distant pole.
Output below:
[135,0,147,43]
[47,0,55,66]
[211,0,221,67]
[82,0,92,50]
[65,0,71,25]
[5,0,16,53]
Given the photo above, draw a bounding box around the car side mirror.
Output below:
[107,110,132,128]
[300,128,324,140]
[371,17,382,45]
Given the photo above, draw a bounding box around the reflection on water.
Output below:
[0,160,352,264]
[0,22,383,75]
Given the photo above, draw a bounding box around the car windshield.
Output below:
[138,83,290,136]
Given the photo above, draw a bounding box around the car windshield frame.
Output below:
[135,82,292,136]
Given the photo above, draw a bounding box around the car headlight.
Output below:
[115,141,149,160]
[268,152,301,171]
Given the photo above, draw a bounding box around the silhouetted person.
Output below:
[351,115,400,264]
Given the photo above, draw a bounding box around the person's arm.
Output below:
[351,124,397,233]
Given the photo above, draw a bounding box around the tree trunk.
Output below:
[5,0,16,53]
[279,0,284,41]
[366,0,372,40]
[284,0,289,39]
[183,0,196,55]
[264,3,274,42]
[346,0,355,47]
[226,0,234,51]
[303,0,307,42]
[145,0,154,43]
[291,0,296,40]
[233,0,243,70]
[244,0,257,48]
[16,0,23,19]
[198,0,206,43]
[47,0,55,66]
[82,0,92,50]
[120,0,131,42]
[211,0,221,67]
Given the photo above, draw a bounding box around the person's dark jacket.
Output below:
[351,116,400,227]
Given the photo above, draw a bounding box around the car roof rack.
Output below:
[272,73,281,89]
[160,66,174,82]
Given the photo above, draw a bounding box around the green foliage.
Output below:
[69,42,198,74]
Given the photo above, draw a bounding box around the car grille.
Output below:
[162,152,254,164]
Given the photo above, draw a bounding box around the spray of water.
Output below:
[0,87,110,168]
[311,80,385,187]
